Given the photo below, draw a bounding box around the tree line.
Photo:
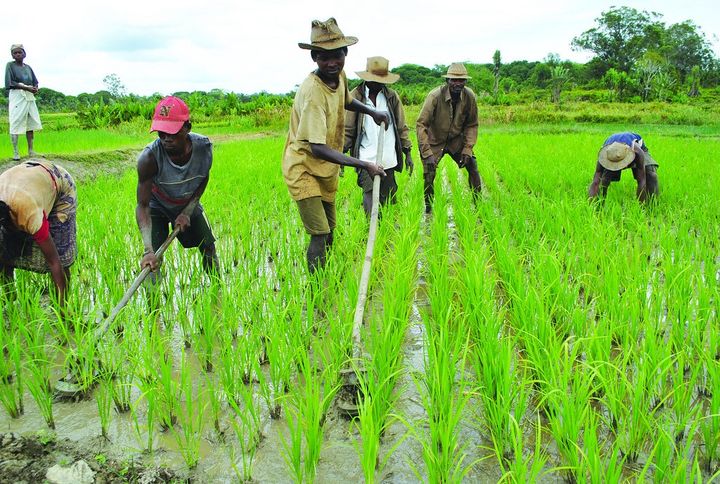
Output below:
[2,6,718,120]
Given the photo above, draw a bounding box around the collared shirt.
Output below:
[344,83,412,173]
[358,86,398,169]
[416,84,478,159]
[282,71,351,201]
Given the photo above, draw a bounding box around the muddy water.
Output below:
[0,226,501,483]
[2,172,549,482]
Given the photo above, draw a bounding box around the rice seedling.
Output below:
[95,374,114,440]
[261,314,295,419]
[171,352,205,470]
[295,347,341,481]
[20,319,55,429]
[699,354,720,473]
[227,375,263,482]
[0,330,23,418]
[278,401,304,483]
[132,375,158,454]
[542,342,593,481]
[0,126,717,481]
[496,414,549,483]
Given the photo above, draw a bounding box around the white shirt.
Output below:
[358,86,398,169]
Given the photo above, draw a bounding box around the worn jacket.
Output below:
[344,83,412,172]
[416,84,478,160]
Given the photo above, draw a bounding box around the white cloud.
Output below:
[2,0,718,95]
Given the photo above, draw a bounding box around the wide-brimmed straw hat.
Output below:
[443,63,471,79]
[10,44,25,54]
[598,141,636,171]
[298,17,358,51]
[356,56,400,84]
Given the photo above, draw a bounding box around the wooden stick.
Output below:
[352,122,385,358]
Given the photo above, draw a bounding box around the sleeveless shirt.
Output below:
[146,132,212,212]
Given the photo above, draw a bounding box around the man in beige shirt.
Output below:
[416,63,481,213]
[282,18,388,273]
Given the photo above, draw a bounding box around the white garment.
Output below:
[358,87,397,169]
[9,89,42,135]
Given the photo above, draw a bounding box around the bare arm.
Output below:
[36,236,66,307]
[310,144,385,178]
[135,150,159,270]
[631,142,647,202]
[346,98,389,128]
[588,169,603,199]
[174,176,207,230]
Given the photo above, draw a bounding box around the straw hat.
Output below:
[598,142,636,171]
[298,18,358,51]
[356,56,400,84]
[443,63,471,79]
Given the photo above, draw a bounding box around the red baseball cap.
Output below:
[150,96,190,134]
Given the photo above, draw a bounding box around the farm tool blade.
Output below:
[54,226,181,397]
[338,123,385,416]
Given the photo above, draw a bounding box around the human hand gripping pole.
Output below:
[54,223,183,397]
[94,224,181,339]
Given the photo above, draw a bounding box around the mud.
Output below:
[0,431,176,484]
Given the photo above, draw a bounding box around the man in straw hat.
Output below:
[283,18,389,273]
[344,56,413,216]
[417,62,481,213]
[588,132,659,202]
[5,44,42,161]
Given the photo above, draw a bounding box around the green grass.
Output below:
[0,115,719,481]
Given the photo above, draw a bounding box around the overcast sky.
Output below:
[2,0,718,96]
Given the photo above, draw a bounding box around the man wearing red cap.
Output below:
[135,96,218,278]
[283,18,389,273]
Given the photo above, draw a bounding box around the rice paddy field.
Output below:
[0,118,719,482]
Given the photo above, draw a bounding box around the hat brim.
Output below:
[356,71,400,84]
[298,36,358,51]
[598,142,635,171]
[150,119,185,134]
[443,74,471,79]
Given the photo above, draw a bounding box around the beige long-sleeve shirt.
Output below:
[416,84,478,160]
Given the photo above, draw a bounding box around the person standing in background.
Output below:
[345,56,413,216]
[416,63,481,213]
[5,44,42,161]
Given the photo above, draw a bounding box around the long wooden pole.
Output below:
[352,122,385,358]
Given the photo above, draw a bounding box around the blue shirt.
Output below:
[602,131,658,167]
[603,132,642,147]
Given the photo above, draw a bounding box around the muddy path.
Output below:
[0,131,279,182]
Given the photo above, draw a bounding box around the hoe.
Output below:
[338,122,386,416]
[54,224,182,398]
